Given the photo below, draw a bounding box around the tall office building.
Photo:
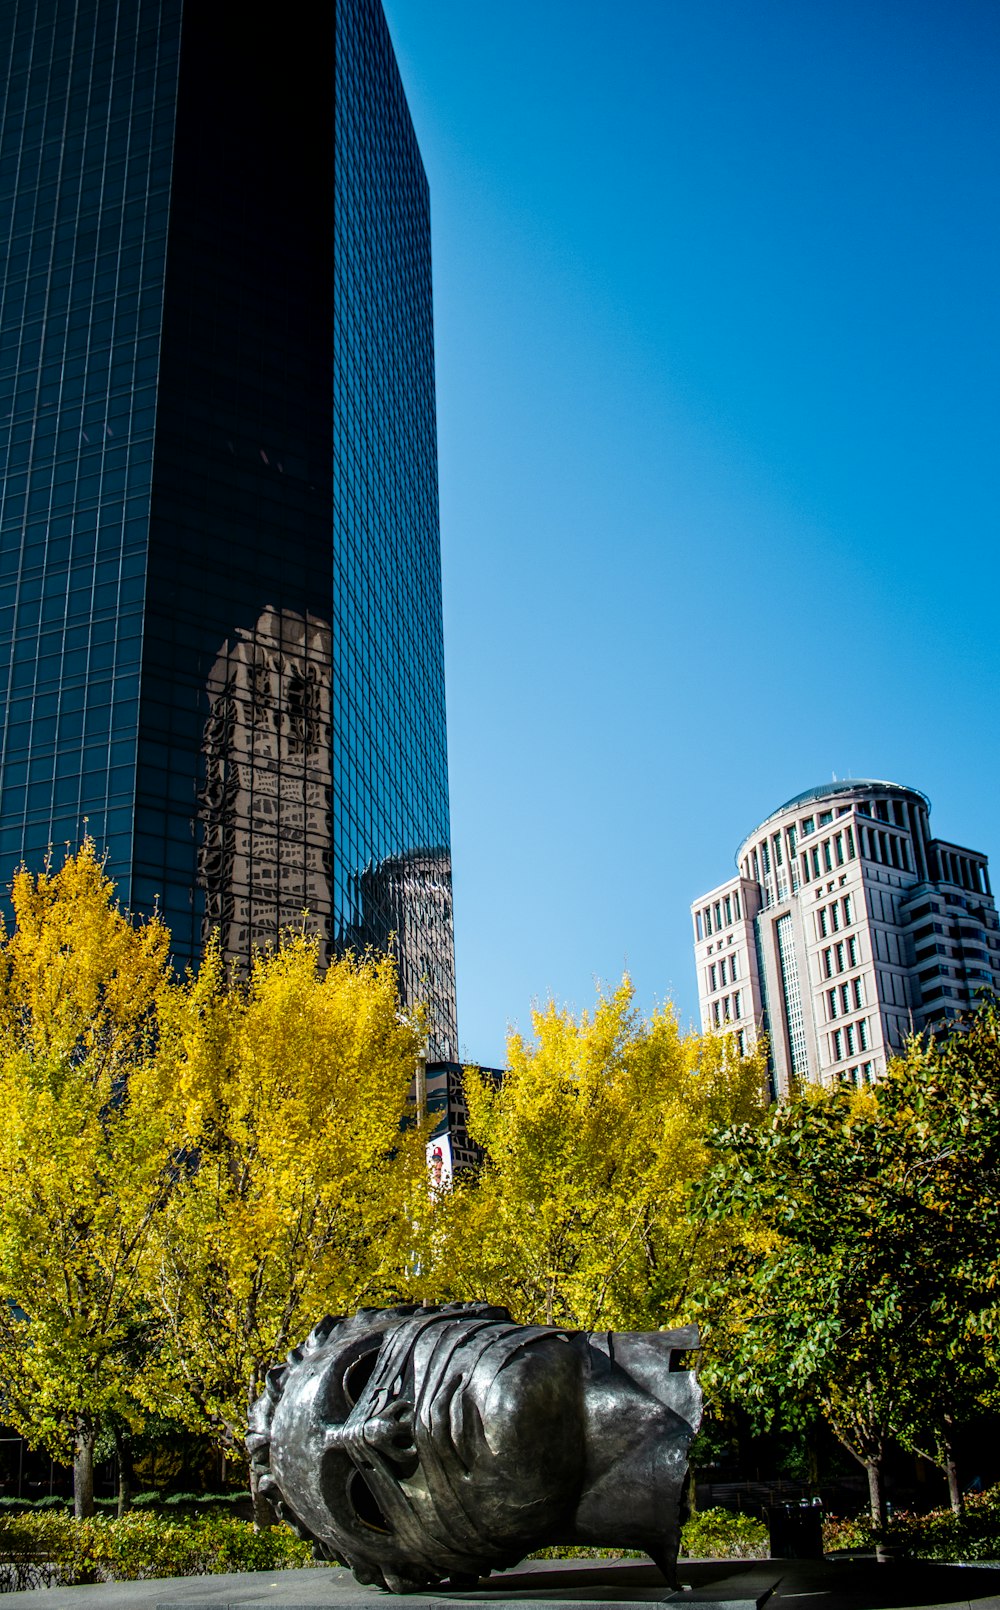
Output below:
[0,0,457,1054]
[691,780,998,1094]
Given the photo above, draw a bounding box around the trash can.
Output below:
[765,1499,824,1558]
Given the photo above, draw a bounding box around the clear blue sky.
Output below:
[381,0,1000,1068]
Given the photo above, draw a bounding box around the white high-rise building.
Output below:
[690,781,998,1095]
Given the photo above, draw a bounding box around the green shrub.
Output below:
[821,1513,873,1553]
[0,1511,317,1586]
[681,1508,769,1560]
[823,1486,1000,1562]
[528,1547,645,1562]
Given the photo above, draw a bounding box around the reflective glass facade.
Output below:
[0,0,457,1056]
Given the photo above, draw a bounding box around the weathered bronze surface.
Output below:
[248,1303,701,1594]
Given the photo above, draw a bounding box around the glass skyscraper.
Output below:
[0,0,457,1055]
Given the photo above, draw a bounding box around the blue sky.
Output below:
[381,0,1000,1068]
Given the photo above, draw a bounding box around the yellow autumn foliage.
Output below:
[421,979,768,1330]
[146,938,427,1454]
[0,843,180,1492]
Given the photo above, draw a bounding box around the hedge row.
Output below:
[0,1511,316,1589]
[0,1492,249,1515]
[823,1486,1000,1561]
[2,1489,997,1588]
[531,1509,770,1563]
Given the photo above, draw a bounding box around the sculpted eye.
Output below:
[349,1468,391,1533]
[343,1348,379,1407]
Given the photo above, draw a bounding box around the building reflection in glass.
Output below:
[198,607,334,961]
[199,605,458,1062]
[347,847,458,1063]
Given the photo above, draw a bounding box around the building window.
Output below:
[714,901,722,930]
[773,833,783,867]
[861,1060,873,1082]
[822,947,833,979]
[830,902,841,933]
[835,833,845,866]
[738,1029,747,1056]
[776,912,809,1077]
[845,1023,856,1055]
[724,894,732,925]
[787,825,798,855]
[818,908,829,939]
[802,817,814,836]
[828,988,838,1019]
[695,911,704,940]
[811,847,821,878]
[853,976,864,1009]
[840,982,850,1014]
[733,891,741,919]
[848,934,858,966]
[823,839,833,872]
[833,1027,843,1060]
[733,989,742,1019]
[761,840,771,875]
[843,894,853,924]
[846,826,855,859]
[731,953,739,980]
[709,963,717,991]
[712,1001,720,1028]
[835,941,845,973]
[859,1017,870,1051]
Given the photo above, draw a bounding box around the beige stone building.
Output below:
[690,780,998,1094]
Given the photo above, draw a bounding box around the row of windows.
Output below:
[837,1061,875,1087]
[821,935,860,977]
[830,1018,871,1062]
[800,826,857,885]
[695,889,742,940]
[827,976,865,1019]
[707,953,739,992]
[740,802,855,883]
[858,823,913,874]
[711,991,743,1028]
[817,895,854,939]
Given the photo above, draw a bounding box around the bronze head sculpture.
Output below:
[248,1302,702,1593]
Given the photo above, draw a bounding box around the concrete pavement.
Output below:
[0,1554,995,1610]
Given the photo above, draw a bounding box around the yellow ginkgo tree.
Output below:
[146,939,427,1520]
[0,842,182,1517]
[424,979,767,1332]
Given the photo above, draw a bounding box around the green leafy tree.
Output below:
[0,844,182,1517]
[424,979,767,1330]
[697,1006,1000,1525]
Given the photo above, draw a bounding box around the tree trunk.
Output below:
[941,1417,963,1519]
[112,1424,133,1518]
[865,1457,887,1533]
[801,1429,818,1487]
[249,1461,276,1531]
[73,1422,96,1520]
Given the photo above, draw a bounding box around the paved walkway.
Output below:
[0,1554,996,1610]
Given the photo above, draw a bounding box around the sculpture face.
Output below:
[248,1303,701,1593]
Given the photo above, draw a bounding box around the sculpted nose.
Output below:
[362,1398,416,1464]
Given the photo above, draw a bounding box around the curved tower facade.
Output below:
[691,780,997,1094]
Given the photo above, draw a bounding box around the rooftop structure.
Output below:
[691,780,997,1093]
